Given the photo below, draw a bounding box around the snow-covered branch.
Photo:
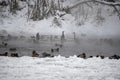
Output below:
[93,0,120,6]
[70,0,120,9]
[69,0,120,19]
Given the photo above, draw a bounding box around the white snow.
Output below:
[0,56,120,80]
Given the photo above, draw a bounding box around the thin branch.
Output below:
[69,0,120,9]
[112,6,120,19]
[85,2,93,9]
[93,0,120,6]
[69,0,120,19]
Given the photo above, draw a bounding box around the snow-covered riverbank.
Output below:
[0,56,120,80]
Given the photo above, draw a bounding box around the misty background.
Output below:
[0,0,120,57]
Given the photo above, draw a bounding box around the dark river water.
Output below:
[0,36,120,57]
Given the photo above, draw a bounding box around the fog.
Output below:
[0,34,120,57]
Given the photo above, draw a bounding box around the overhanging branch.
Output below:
[70,0,120,9]
[69,0,120,19]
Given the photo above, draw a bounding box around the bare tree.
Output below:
[30,0,58,21]
[8,0,19,14]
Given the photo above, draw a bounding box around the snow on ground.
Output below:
[0,56,120,80]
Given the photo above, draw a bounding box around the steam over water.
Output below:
[0,34,120,57]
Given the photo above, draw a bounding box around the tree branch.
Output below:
[69,0,120,19]
[69,0,120,9]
